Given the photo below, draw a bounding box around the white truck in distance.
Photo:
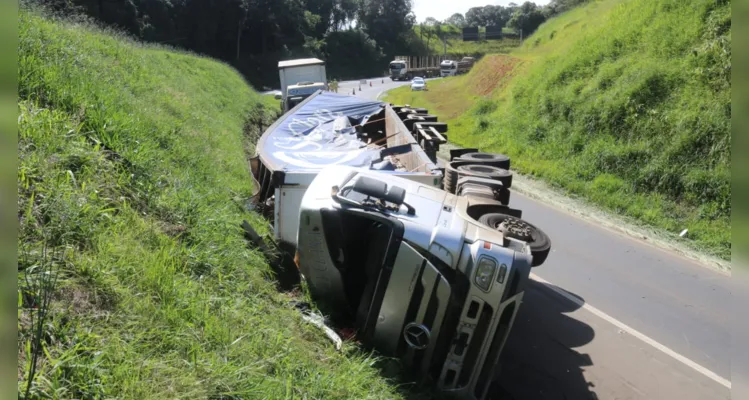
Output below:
[275,58,328,112]
[440,57,476,77]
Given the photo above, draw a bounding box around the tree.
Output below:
[464,5,512,28]
[482,5,511,28]
[424,16,438,26]
[357,0,416,55]
[465,6,486,27]
[41,0,419,87]
[421,21,436,50]
[507,1,547,36]
[444,12,465,27]
[331,0,358,31]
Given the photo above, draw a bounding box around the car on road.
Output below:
[411,77,426,91]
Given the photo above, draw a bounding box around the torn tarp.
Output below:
[259,91,385,171]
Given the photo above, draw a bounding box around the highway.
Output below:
[345,76,732,399]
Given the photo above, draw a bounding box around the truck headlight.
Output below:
[474,256,497,292]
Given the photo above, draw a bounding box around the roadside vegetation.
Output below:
[385,0,731,260]
[412,24,521,57]
[18,9,404,398]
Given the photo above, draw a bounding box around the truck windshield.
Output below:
[288,95,308,108]
[389,62,405,70]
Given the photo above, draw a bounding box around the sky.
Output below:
[412,0,551,23]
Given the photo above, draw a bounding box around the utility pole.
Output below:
[520,28,523,41]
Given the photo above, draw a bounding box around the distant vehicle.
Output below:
[389,56,444,81]
[275,58,328,112]
[440,57,476,77]
[411,77,427,91]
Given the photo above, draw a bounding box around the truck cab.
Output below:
[440,60,458,77]
[389,60,409,81]
[276,58,328,112]
[297,167,544,400]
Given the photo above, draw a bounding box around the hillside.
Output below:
[412,24,521,57]
[17,10,403,398]
[385,0,731,259]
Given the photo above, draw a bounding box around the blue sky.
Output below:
[412,0,551,23]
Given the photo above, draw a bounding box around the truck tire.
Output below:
[455,152,511,170]
[443,161,460,194]
[477,213,551,267]
[456,165,513,189]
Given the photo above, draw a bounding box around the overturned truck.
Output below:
[250,91,550,400]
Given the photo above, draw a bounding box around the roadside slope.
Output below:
[17,10,401,398]
[386,0,731,260]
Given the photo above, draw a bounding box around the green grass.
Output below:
[17,9,406,398]
[387,0,731,260]
[412,24,521,57]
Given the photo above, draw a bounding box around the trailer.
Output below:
[249,90,551,400]
[389,55,447,81]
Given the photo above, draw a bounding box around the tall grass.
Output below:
[17,9,403,398]
[386,0,731,260]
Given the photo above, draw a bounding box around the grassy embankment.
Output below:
[17,10,405,398]
[412,24,521,57]
[386,0,731,260]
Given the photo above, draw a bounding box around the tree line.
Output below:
[38,0,420,87]
[441,0,590,37]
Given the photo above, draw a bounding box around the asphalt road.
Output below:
[351,76,732,399]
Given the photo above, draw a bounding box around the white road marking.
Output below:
[530,272,732,389]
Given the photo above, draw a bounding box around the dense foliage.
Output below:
[445,1,591,36]
[38,0,418,87]
[18,9,409,398]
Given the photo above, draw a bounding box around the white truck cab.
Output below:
[389,59,409,81]
[440,60,457,77]
[297,166,543,400]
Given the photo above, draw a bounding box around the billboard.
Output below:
[486,25,502,40]
[462,27,479,41]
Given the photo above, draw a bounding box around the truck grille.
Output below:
[473,295,521,399]
[366,241,525,400]
[383,244,470,378]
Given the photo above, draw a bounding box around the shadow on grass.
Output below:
[241,220,300,291]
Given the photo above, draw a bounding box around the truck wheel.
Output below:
[478,213,551,267]
[456,164,513,189]
[444,162,460,194]
[455,152,510,170]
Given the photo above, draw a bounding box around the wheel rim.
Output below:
[469,165,496,174]
[498,218,534,241]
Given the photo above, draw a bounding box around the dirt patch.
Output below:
[54,284,116,317]
[158,220,187,237]
[469,55,522,96]
[411,55,523,121]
